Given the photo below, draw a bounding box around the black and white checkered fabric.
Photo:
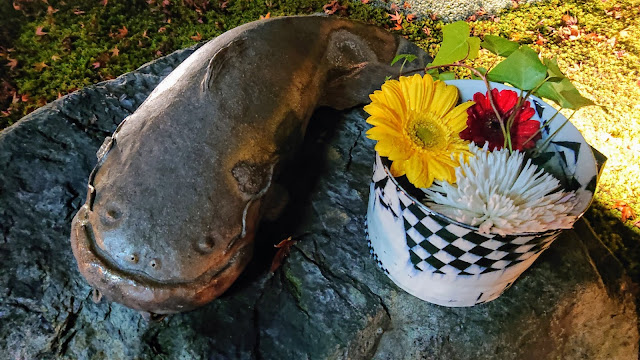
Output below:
[397,191,560,275]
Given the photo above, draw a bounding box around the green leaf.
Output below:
[487,45,547,90]
[438,72,456,80]
[430,21,480,66]
[467,37,481,60]
[391,54,417,66]
[480,35,520,57]
[543,57,565,81]
[536,78,595,109]
[471,67,487,80]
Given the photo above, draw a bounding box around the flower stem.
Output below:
[532,110,578,157]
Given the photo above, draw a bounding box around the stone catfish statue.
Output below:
[70,15,430,317]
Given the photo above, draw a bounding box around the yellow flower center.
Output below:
[408,115,445,150]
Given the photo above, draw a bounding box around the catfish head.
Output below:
[70,15,430,316]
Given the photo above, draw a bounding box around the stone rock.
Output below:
[0,42,637,359]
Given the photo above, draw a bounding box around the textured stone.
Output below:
[0,36,637,359]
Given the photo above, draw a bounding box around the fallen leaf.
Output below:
[5,57,18,70]
[142,29,150,38]
[190,32,202,41]
[35,26,48,36]
[430,13,438,21]
[101,0,108,6]
[323,0,344,15]
[614,50,626,58]
[614,200,636,222]
[637,79,640,87]
[467,14,476,21]
[13,2,20,11]
[422,27,431,35]
[403,1,411,9]
[270,236,298,273]
[562,14,577,25]
[389,10,402,23]
[536,33,547,45]
[116,26,128,39]
[220,0,228,9]
[47,6,59,14]
[360,0,369,3]
[155,50,163,56]
[110,47,119,57]
[390,3,399,12]
[21,93,30,102]
[393,23,403,31]
[92,61,101,69]
[72,9,85,15]
[12,92,19,103]
[1,110,10,117]
[163,0,170,6]
[33,61,48,71]
[406,14,416,22]
[476,8,487,16]
[158,26,166,33]
[259,12,270,20]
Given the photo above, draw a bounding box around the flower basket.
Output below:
[365,80,603,307]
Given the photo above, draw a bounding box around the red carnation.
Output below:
[460,88,541,151]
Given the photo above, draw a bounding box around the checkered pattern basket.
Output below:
[367,154,562,306]
[365,81,603,307]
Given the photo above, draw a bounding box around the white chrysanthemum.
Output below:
[422,143,578,236]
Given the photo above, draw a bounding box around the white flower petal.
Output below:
[422,143,578,235]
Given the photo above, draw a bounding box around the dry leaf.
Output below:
[390,3,399,12]
[116,26,128,39]
[323,0,344,15]
[360,0,369,3]
[13,2,21,11]
[259,12,270,20]
[92,61,101,69]
[47,6,59,14]
[403,1,411,9]
[33,62,48,72]
[190,32,202,41]
[220,0,228,9]
[5,57,18,70]
[110,47,119,57]
[562,14,577,25]
[158,27,166,33]
[73,9,85,15]
[51,54,61,61]
[35,27,48,36]
[406,14,416,22]
[21,93,30,102]
[614,200,636,222]
[270,236,298,273]
[389,10,402,23]
[101,0,108,6]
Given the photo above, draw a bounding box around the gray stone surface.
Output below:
[1,43,638,359]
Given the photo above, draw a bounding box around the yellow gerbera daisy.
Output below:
[364,74,474,188]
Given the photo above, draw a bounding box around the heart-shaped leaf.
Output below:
[487,45,547,90]
[431,21,480,66]
[536,78,595,109]
[481,35,519,57]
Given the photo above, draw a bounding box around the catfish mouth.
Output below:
[70,205,252,314]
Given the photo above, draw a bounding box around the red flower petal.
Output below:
[460,89,541,151]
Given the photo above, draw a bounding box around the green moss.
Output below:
[284,267,303,301]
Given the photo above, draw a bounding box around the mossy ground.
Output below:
[1,0,639,282]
